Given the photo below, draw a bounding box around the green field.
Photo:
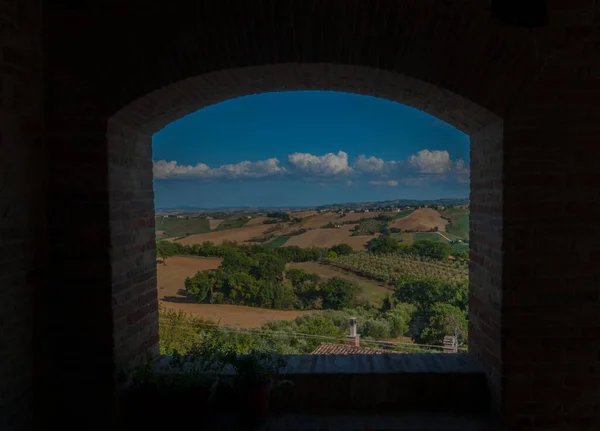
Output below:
[215,217,250,231]
[391,209,415,220]
[155,216,210,238]
[441,208,469,240]
[353,219,385,235]
[450,243,469,254]
[412,231,469,255]
[413,232,445,242]
[392,232,414,244]
[288,261,393,305]
[327,253,468,285]
[264,236,291,249]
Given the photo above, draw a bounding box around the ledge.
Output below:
[145,353,491,414]
[155,353,484,375]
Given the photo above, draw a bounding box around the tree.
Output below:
[394,277,468,313]
[156,240,177,264]
[410,240,451,260]
[417,303,468,345]
[185,270,220,302]
[295,314,345,350]
[379,294,396,312]
[362,319,391,339]
[378,223,392,237]
[250,253,285,282]
[453,250,469,261]
[330,243,353,256]
[324,250,338,259]
[366,236,401,254]
[285,268,306,287]
[221,250,255,273]
[319,277,361,310]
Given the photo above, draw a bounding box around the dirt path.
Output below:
[436,231,452,241]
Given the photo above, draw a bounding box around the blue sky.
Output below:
[153,91,470,209]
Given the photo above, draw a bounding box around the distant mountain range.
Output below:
[156,198,469,214]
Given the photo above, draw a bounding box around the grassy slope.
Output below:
[412,232,469,254]
[353,219,383,235]
[155,216,211,238]
[288,261,392,305]
[391,209,415,220]
[264,236,291,249]
[413,232,445,242]
[214,217,251,231]
[441,208,469,240]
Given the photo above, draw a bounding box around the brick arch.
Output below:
[113,63,499,136]
[108,62,503,399]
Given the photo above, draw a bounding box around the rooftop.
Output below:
[310,342,404,355]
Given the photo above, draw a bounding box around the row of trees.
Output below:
[366,237,453,260]
[183,246,362,310]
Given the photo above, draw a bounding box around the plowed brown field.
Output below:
[172,224,269,245]
[391,208,448,232]
[285,225,375,250]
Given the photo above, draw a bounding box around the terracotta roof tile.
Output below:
[310,342,404,355]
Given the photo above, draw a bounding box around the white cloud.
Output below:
[287,151,352,176]
[153,149,470,187]
[368,180,398,187]
[153,158,286,180]
[408,150,452,174]
[353,155,385,173]
[353,155,401,175]
[452,158,469,174]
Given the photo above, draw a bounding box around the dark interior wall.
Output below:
[0,1,43,430]
[1,0,593,429]
[40,0,535,427]
[500,38,600,428]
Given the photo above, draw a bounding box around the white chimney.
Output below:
[348,317,360,347]
[443,335,458,353]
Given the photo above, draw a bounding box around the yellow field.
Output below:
[162,303,313,328]
[285,225,376,250]
[245,216,269,226]
[172,224,270,245]
[299,211,381,229]
[157,256,223,303]
[391,208,448,232]
[156,255,311,328]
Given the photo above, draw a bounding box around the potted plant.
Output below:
[224,350,293,425]
[120,345,228,426]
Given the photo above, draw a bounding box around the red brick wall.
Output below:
[106,119,159,368]
[469,120,504,415]
[0,1,42,430]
